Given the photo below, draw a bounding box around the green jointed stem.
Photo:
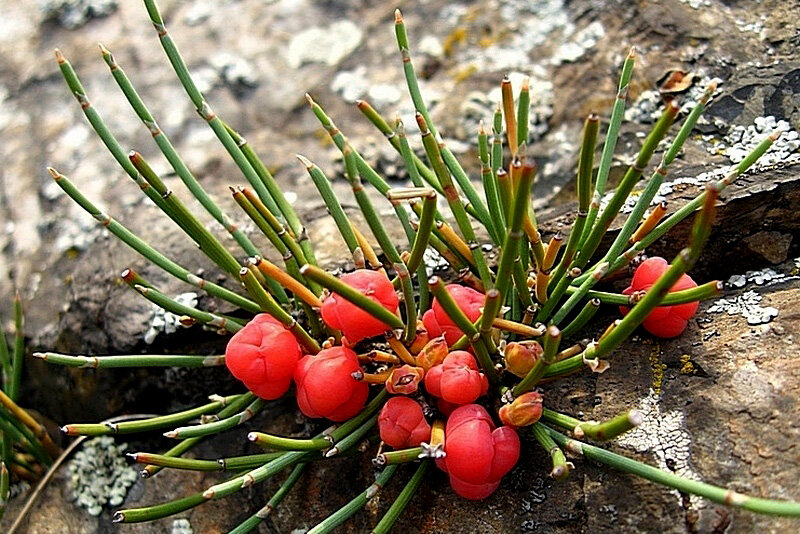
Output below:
[165,397,266,439]
[330,390,390,443]
[99,44,262,260]
[0,317,11,393]
[33,352,224,368]
[142,0,281,216]
[372,460,430,534]
[142,393,257,478]
[48,169,261,313]
[300,265,404,331]
[581,47,636,247]
[575,184,719,367]
[545,426,800,516]
[130,453,226,472]
[541,407,643,440]
[405,194,437,274]
[8,295,23,402]
[304,95,416,245]
[299,155,360,254]
[574,100,679,271]
[325,414,379,457]
[494,163,536,304]
[517,78,531,147]
[608,131,778,276]
[531,423,571,480]
[229,463,308,534]
[567,280,722,307]
[0,389,59,458]
[560,298,600,339]
[114,491,208,523]
[223,122,317,267]
[308,465,398,534]
[0,462,8,520]
[0,408,52,467]
[249,431,330,451]
[356,102,443,195]
[376,447,424,465]
[132,284,242,335]
[551,262,609,326]
[203,449,309,500]
[479,123,506,244]
[417,114,493,288]
[547,115,599,292]
[394,11,493,232]
[61,394,244,436]
[54,50,189,230]
[584,82,716,282]
[342,145,407,269]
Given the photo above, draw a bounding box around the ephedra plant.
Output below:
[34,0,800,530]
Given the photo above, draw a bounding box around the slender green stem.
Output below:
[495,163,536,304]
[33,352,224,368]
[606,131,778,277]
[325,414,379,457]
[375,447,423,466]
[248,431,330,451]
[406,194,437,274]
[143,0,281,215]
[131,283,242,335]
[479,123,506,244]
[566,280,723,307]
[223,122,317,266]
[545,426,800,516]
[0,389,59,458]
[308,465,398,534]
[0,317,11,393]
[517,77,530,147]
[61,394,244,436]
[299,155,360,254]
[560,298,600,339]
[575,100,679,271]
[48,168,261,313]
[114,491,208,523]
[229,463,308,534]
[541,407,643,440]
[531,423,571,480]
[416,114,493,288]
[547,115,599,292]
[372,460,430,534]
[99,44,262,260]
[581,47,636,247]
[165,397,265,439]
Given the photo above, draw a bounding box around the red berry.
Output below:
[378,396,431,448]
[436,404,520,500]
[424,351,489,405]
[619,257,699,338]
[225,314,302,400]
[422,284,484,346]
[294,346,369,422]
[320,269,399,343]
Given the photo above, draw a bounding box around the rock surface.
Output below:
[0,0,799,532]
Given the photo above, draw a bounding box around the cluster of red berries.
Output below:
[225,259,699,500]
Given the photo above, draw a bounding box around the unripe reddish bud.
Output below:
[385,364,424,395]
[408,320,430,354]
[294,346,369,422]
[503,341,543,378]
[320,269,399,343]
[415,336,448,371]
[424,351,489,405]
[422,284,484,346]
[498,392,544,428]
[436,404,520,500]
[378,396,431,448]
[619,257,699,338]
[225,314,302,400]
